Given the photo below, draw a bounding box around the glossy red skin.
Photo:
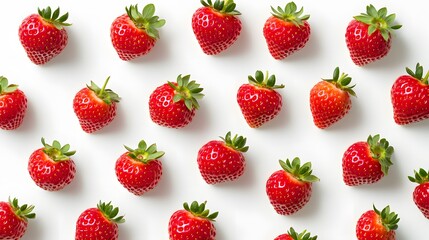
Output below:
[0,202,28,239]
[237,84,283,128]
[342,142,384,186]
[391,75,429,125]
[75,208,119,240]
[110,14,156,61]
[310,81,351,129]
[18,14,68,65]
[346,20,391,66]
[263,16,310,60]
[274,234,293,240]
[0,89,27,130]
[73,88,117,133]
[413,182,429,219]
[168,210,216,240]
[197,140,245,184]
[192,7,242,55]
[115,153,162,195]
[266,170,312,215]
[149,83,195,128]
[356,210,395,240]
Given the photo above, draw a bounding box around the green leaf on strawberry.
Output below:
[287,227,318,240]
[41,138,76,162]
[373,205,400,231]
[183,201,218,221]
[270,2,310,26]
[168,74,204,111]
[248,71,284,89]
[367,134,394,175]
[97,201,125,224]
[124,139,165,164]
[220,131,249,152]
[405,63,429,85]
[38,6,71,30]
[323,67,356,97]
[9,197,36,221]
[0,76,18,94]
[279,157,319,183]
[409,168,429,184]
[87,76,121,105]
[201,0,240,15]
[125,4,166,39]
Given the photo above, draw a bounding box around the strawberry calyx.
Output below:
[87,76,121,105]
[323,67,356,97]
[38,6,71,30]
[373,205,400,232]
[405,63,429,85]
[9,197,36,221]
[367,134,394,175]
[41,137,76,162]
[354,4,402,41]
[0,76,18,95]
[287,227,318,240]
[200,0,241,15]
[124,139,165,164]
[168,74,204,111]
[248,70,285,90]
[270,2,310,27]
[220,131,249,152]
[279,157,319,183]
[408,168,429,184]
[125,4,166,39]
[97,201,125,224]
[183,201,218,221]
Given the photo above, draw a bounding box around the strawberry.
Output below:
[0,76,27,130]
[408,168,429,219]
[111,4,166,61]
[237,71,284,128]
[115,139,164,195]
[310,67,356,129]
[168,201,218,240]
[149,74,204,128]
[18,7,71,65]
[28,138,76,191]
[0,198,35,239]
[192,0,242,55]
[75,201,125,240]
[73,77,120,133]
[342,134,394,186]
[263,2,310,60]
[391,63,429,125]
[197,132,248,184]
[266,157,319,215]
[274,227,318,240]
[356,205,399,240]
[345,5,401,66]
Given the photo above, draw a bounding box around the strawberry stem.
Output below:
[99,76,111,96]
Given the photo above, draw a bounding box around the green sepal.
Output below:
[200,0,241,15]
[41,137,76,162]
[87,76,121,105]
[125,139,164,164]
[183,201,218,221]
[373,205,400,232]
[97,201,125,224]
[248,70,284,90]
[220,131,249,152]
[0,76,18,94]
[323,67,356,97]
[367,134,394,175]
[408,168,429,184]
[270,2,310,27]
[38,6,71,30]
[405,63,429,85]
[9,197,36,221]
[125,4,166,39]
[287,227,318,240]
[167,74,204,111]
[279,157,319,183]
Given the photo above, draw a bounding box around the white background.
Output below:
[0,0,428,239]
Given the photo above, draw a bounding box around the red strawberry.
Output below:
[28,138,76,191]
[356,205,399,240]
[75,201,125,240]
[342,134,394,186]
[149,74,204,128]
[391,63,429,125]
[408,168,429,219]
[310,67,356,129]
[0,76,27,130]
[237,71,284,128]
[115,139,164,195]
[73,77,120,133]
[168,201,218,240]
[345,5,401,66]
[197,132,248,184]
[0,198,35,239]
[263,2,310,60]
[111,4,166,61]
[274,227,318,240]
[18,7,71,65]
[266,158,319,215]
[192,0,242,55]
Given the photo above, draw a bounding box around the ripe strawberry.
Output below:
[266,157,319,215]
[263,2,310,60]
[197,132,248,184]
[274,227,318,240]
[75,201,125,240]
[115,139,164,195]
[356,205,399,240]
[342,134,394,186]
[168,201,218,240]
[237,71,284,128]
[149,74,204,128]
[28,138,76,191]
[73,77,120,133]
[408,168,429,219]
[0,76,27,130]
[0,198,35,239]
[18,7,71,65]
[111,4,166,61]
[391,63,429,125]
[192,0,242,55]
[345,5,401,66]
[310,67,356,129]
